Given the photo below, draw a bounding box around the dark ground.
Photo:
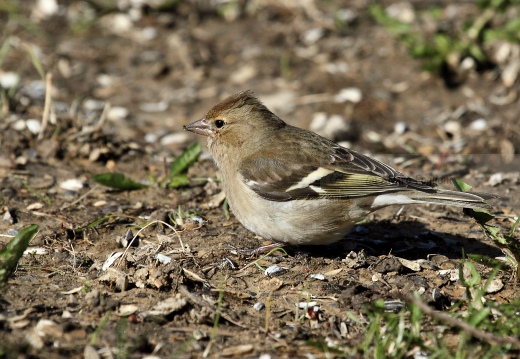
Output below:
[0,1,519,358]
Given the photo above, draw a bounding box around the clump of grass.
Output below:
[452,178,520,280]
[370,1,520,85]
[347,280,520,358]
[92,142,201,190]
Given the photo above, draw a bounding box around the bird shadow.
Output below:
[289,220,503,261]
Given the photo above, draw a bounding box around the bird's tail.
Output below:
[410,189,496,210]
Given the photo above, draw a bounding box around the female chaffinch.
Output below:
[184,91,493,245]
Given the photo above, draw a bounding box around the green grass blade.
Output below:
[25,44,45,80]
[92,173,150,190]
[75,215,113,233]
[452,178,473,192]
[0,37,12,69]
[17,178,52,205]
[509,216,520,238]
[166,175,190,188]
[0,224,39,287]
[90,310,111,345]
[168,143,201,179]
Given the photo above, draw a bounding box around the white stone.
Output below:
[0,72,20,89]
[470,118,487,131]
[310,274,325,280]
[107,106,129,121]
[60,178,84,191]
[25,119,42,134]
[160,132,190,146]
[334,87,362,103]
[264,264,286,276]
[310,112,328,132]
[303,28,325,45]
[394,122,407,134]
[139,101,168,112]
[37,0,59,17]
[12,119,27,131]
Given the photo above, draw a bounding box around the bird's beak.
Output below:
[183,117,214,137]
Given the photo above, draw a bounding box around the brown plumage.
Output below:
[184,91,494,245]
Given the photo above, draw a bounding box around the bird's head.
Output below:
[184,91,285,150]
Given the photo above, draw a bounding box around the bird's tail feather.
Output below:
[410,189,496,210]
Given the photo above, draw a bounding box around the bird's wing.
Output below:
[239,143,436,202]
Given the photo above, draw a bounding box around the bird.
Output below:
[184,90,494,246]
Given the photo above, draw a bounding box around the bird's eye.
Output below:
[215,119,225,128]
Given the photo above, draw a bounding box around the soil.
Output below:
[0,1,519,358]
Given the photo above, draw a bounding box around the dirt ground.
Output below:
[1,1,519,358]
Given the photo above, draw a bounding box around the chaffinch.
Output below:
[184,91,493,245]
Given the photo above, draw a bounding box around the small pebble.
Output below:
[139,101,168,113]
[0,72,19,89]
[296,301,318,309]
[156,253,172,264]
[302,28,325,45]
[139,26,157,41]
[309,112,328,132]
[334,87,362,103]
[23,248,48,255]
[60,178,84,192]
[118,229,140,248]
[414,351,430,359]
[264,264,286,276]
[309,274,325,281]
[107,106,129,121]
[487,173,504,186]
[502,60,520,87]
[160,132,190,146]
[336,9,357,24]
[444,121,461,136]
[470,118,487,131]
[12,119,26,131]
[96,74,114,87]
[394,122,407,134]
[26,119,42,134]
[83,98,105,111]
[460,56,476,71]
[36,0,59,18]
[253,302,265,311]
[432,288,442,301]
[144,133,158,143]
[486,278,504,293]
[102,13,133,34]
[7,228,18,236]
[385,2,415,23]
[384,300,403,313]
[26,203,44,210]
[3,211,14,224]
[24,80,45,99]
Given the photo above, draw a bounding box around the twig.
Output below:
[38,72,53,140]
[67,102,110,141]
[400,293,520,349]
[61,184,100,210]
